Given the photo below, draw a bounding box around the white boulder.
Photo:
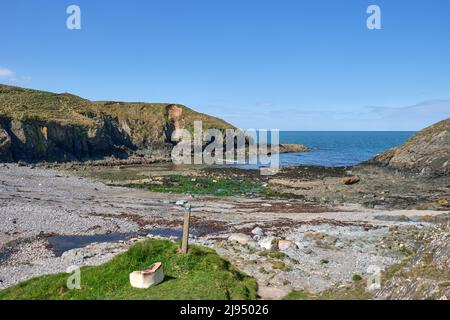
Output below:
[278,240,297,251]
[259,236,278,250]
[175,200,188,206]
[251,227,265,237]
[228,233,252,245]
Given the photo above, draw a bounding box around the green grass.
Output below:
[284,282,372,300]
[0,240,257,300]
[0,84,234,140]
[284,290,311,300]
[79,169,147,183]
[271,261,291,272]
[352,274,363,281]
[140,175,262,197]
[258,250,287,260]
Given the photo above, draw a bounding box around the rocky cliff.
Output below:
[370,118,450,176]
[376,221,450,300]
[0,84,234,162]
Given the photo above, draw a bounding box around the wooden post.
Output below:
[181,204,191,254]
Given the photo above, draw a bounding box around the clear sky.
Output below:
[1,0,449,130]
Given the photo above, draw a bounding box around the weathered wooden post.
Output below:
[180,204,191,254]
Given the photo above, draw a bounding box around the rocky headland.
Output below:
[0,85,309,164]
[369,118,450,176]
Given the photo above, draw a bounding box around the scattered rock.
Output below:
[228,233,252,245]
[343,176,360,185]
[278,240,297,251]
[175,200,188,206]
[369,118,450,176]
[257,286,290,300]
[17,161,27,167]
[259,236,278,250]
[251,227,265,237]
[437,198,449,208]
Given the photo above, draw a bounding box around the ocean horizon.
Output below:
[238,131,416,168]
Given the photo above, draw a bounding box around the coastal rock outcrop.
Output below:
[0,116,134,162]
[376,222,450,300]
[369,118,450,176]
[0,84,234,163]
[0,84,311,163]
[0,124,12,161]
[278,144,311,154]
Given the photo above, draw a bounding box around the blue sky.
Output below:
[1,0,449,130]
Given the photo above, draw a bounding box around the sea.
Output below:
[236,131,415,168]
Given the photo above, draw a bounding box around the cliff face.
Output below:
[370,118,450,176]
[0,116,134,162]
[376,222,450,300]
[0,84,234,162]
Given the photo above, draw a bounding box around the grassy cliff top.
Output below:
[0,84,234,131]
[407,117,450,143]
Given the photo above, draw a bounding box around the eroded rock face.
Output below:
[0,116,135,162]
[165,104,184,143]
[370,118,450,176]
[376,222,450,300]
[0,123,12,161]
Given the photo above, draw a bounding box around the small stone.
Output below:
[259,236,278,250]
[247,240,259,249]
[251,227,265,237]
[335,241,345,249]
[343,176,360,185]
[437,198,449,208]
[228,233,252,245]
[175,200,188,206]
[302,248,313,254]
[278,240,297,251]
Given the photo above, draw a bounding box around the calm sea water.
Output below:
[277,131,415,167]
[238,131,415,168]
